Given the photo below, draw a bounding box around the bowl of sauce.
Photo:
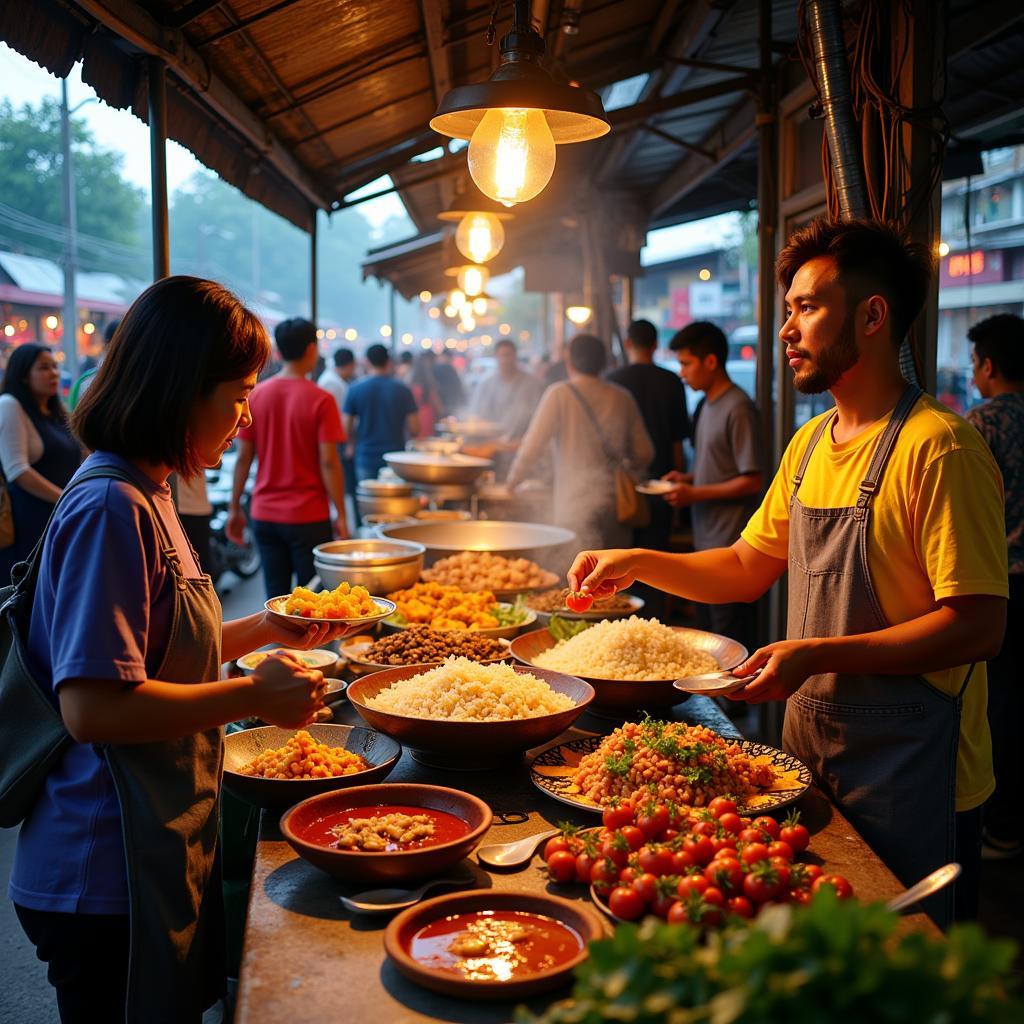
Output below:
[280,783,492,883]
[385,891,607,999]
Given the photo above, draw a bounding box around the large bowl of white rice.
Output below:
[346,657,594,768]
[510,618,747,711]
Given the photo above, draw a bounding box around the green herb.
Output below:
[548,615,593,642]
[492,595,529,626]
[603,751,633,777]
[518,889,1023,1024]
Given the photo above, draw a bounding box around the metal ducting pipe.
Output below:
[805,0,870,221]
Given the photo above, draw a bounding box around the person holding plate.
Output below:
[569,219,1008,929]
[8,277,351,1024]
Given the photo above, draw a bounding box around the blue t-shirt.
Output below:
[342,374,418,465]
[9,453,202,914]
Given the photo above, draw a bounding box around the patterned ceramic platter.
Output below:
[264,595,396,628]
[529,734,811,816]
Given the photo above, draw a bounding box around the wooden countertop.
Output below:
[235,697,939,1023]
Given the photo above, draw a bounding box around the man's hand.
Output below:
[726,639,822,704]
[567,549,640,598]
[333,516,350,540]
[226,507,247,546]
[664,481,696,508]
[661,470,693,484]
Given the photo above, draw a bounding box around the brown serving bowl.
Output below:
[222,724,401,810]
[280,783,492,883]
[384,890,608,1000]
[510,627,747,712]
[346,664,594,769]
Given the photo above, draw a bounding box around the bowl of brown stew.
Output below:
[384,890,608,999]
[280,783,492,883]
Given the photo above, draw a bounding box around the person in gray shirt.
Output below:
[663,321,763,649]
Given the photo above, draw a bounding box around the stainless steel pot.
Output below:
[357,478,414,497]
[355,493,422,519]
[383,451,493,486]
[313,539,425,594]
[379,520,576,569]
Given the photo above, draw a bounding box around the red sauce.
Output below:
[409,911,583,982]
[292,804,471,851]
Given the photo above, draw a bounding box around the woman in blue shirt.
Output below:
[9,277,348,1024]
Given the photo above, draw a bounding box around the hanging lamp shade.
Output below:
[437,180,515,222]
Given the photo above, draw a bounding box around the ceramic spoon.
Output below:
[885,863,961,914]
[339,876,469,915]
[674,668,761,696]
[476,828,561,868]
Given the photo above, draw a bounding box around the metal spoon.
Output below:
[885,862,961,914]
[476,828,561,868]
[339,876,470,915]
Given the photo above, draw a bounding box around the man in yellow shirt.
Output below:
[569,219,1008,927]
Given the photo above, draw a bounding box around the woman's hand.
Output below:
[259,611,351,650]
[726,639,822,704]
[248,654,327,728]
[567,549,640,598]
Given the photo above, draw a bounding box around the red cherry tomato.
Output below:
[666,900,691,925]
[602,804,634,831]
[638,846,674,877]
[566,591,594,613]
[753,816,781,840]
[601,836,631,868]
[544,836,572,860]
[618,866,639,888]
[677,874,709,899]
[770,859,791,888]
[670,850,696,874]
[727,895,755,918]
[741,842,771,866]
[705,857,744,893]
[608,885,646,921]
[767,840,794,863]
[801,864,824,885]
[575,851,597,885]
[692,820,718,838]
[739,828,764,845]
[651,891,678,919]
[743,867,782,904]
[682,835,714,865]
[632,871,659,905]
[717,812,743,835]
[779,823,810,854]
[546,850,577,883]
[620,825,646,851]
[789,886,813,905]
[707,797,737,818]
[591,859,621,893]
[813,874,854,900]
[637,804,671,840]
[710,835,735,854]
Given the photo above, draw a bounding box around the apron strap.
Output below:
[791,412,835,499]
[957,662,975,700]
[855,382,923,516]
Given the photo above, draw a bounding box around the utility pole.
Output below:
[59,78,79,381]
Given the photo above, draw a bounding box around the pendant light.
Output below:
[438,182,514,265]
[445,264,489,297]
[429,0,609,207]
[566,304,593,326]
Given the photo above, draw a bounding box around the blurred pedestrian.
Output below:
[68,318,119,410]
[0,344,82,582]
[227,318,349,599]
[507,334,653,550]
[343,344,419,484]
[663,321,762,650]
[434,349,466,414]
[318,348,359,523]
[410,352,444,437]
[967,313,1024,860]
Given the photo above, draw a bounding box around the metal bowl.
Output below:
[379,520,576,569]
[235,647,341,678]
[313,539,425,594]
[380,603,537,640]
[383,451,493,486]
[356,494,423,519]
[222,724,401,810]
[407,437,462,455]
[357,478,414,496]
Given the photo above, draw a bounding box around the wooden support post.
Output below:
[148,58,170,281]
[310,212,318,326]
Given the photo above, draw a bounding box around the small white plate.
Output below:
[636,479,678,496]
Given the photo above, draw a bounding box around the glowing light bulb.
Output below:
[449,289,466,308]
[420,338,432,349]
[401,332,414,344]
[457,264,488,297]
[698,268,712,281]
[461,314,477,332]
[380,324,392,337]
[468,108,556,206]
[444,304,457,318]
[566,305,592,325]
[45,314,59,330]
[455,212,505,264]
[499,322,511,335]
[326,329,337,339]
[428,307,441,319]
[938,241,950,257]
[344,327,358,341]
[419,290,432,302]
[3,324,14,337]
[472,296,488,317]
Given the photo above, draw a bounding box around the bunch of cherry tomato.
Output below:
[543,796,853,927]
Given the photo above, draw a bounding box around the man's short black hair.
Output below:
[103,318,120,346]
[495,338,516,355]
[627,319,658,349]
[669,321,728,365]
[366,343,390,368]
[568,334,607,376]
[333,347,355,369]
[969,314,1024,382]
[274,318,317,361]
[776,218,933,341]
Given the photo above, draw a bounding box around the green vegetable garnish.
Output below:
[548,615,593,642]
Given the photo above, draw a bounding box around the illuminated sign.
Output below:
[947,251,985,278]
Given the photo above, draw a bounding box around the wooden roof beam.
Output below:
[72,0,330,210]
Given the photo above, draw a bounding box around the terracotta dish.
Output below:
[280,783,492,883]
[384,890,607,1000]
[346,664,594,769]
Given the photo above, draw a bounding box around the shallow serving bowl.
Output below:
[313,539,425,595]
[383,451,493,486]
[379,520,576,569]
[221,724,401,810]
[384,890,607,1000]
[380,603,537,641]
[510,627,748,711]
[265,594,396,629]
[280,783,492,883]
[235,647,340,678]
[346,664,594,769]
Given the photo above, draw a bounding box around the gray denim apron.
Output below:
[781,384,970,929]
[99,473,225,1023]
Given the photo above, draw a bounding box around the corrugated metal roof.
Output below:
[0,251,146,305]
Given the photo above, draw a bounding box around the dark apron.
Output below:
[781,384,970,929]
[100,479,226,1023]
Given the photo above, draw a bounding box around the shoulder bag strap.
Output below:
[566,383,621,470]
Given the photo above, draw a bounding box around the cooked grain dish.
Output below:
[532,616,718,680]
[363,657,574,721]
[236,730,369,779]
[421,550,556,591]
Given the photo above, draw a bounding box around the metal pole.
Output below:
[310,212,318,326]
[59,79,79,381]
[148,58,170,280]
[388,282,397,356]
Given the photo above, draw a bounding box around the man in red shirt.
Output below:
[228,318,349,597]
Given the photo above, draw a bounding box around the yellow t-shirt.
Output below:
[741,393,1008,811]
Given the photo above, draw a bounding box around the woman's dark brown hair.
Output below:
[72,276,269,478]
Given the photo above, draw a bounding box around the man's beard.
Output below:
[792,314,859,394]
